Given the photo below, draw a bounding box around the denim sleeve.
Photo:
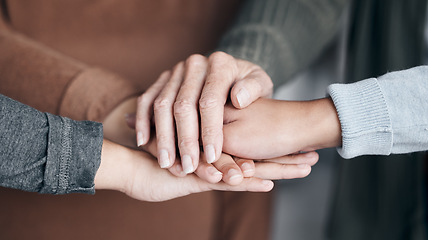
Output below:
[328,66,428,159]
[0,94,103,194]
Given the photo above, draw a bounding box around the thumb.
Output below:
[230,70,273,109]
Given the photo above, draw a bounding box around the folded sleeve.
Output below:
[216,0,349,87]
[0,94,103,194]
[328,66,428,158]
[0,26,139,122]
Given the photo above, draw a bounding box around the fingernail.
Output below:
[297,164,310,169]
[182,155,194,174]
[207,166,223,176]
[262,180,273,186]
[205,145,216,163]
[240,162,254,174]
[137,131,144,147]
[228,169,242,180]
[236,88,250,108]
[159,149,170,168]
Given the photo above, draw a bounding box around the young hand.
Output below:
[223,98,342,159]
[94,140,317,202]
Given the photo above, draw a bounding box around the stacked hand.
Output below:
[134,52,273,172]
[101,52,328,202]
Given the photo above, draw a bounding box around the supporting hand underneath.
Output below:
[94,140,318,202]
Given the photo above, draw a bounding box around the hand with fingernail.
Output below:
[125,114,317,185]
[134,52,273,176]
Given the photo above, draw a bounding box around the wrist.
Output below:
[94,140,133,193]
[303,98,342,150]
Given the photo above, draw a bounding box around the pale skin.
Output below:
[94,140,317,202]
[103,51,323,190]
[104,101,318,186]
[133,52,274,173]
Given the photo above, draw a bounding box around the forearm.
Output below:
[0,94,103,194]
[0,28,139,122]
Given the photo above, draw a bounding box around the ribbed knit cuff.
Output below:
[328,78,393,159]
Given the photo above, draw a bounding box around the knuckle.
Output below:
[153,97,172,113]
[137,94,147,105]
[174,99,195,117]
[173,61,185,71]
[160,70,171,78]
[208,52,237,77]
[156,134,171,146]
[256,72,274,95]
[266,78,274,89]
[186,54,206,68]
[279,165,292,179]
[201,126,220,138]
[199,94,220,111]
[178,136,197,149]
[264,78,274,95]
[209,51,232,62]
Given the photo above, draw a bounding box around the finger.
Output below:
[174,54,208,174]
[153,63,185,169]
[212,153,244,185]
[263,151,319,166]
[138,135,186,178]
[234,158,256,178]
[139,133,158,156]
[253,162,312,180]
[230,64,273,109]
[194,161,223,184]
[136,71,171,147]
[200,52,238,164]
[167,160,187,178]
[203,177,274,193]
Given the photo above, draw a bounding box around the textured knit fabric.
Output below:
[0,94,103,194]
[329,66,428,158]
[218,0,427,239]
[0,2,274,240]
[219,0,428,159]
[217,0,349,87]
[328,1,428,239]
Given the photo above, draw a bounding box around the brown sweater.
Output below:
[0,0,240,121]
[0,1,272,240]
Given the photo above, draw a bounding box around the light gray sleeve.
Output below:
[216,0,349,87]
[0,94,103,194]
[328,66,428,159]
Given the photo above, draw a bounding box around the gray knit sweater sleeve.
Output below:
[0,94,103,194]
[217,0,349,87]
[328,66,428,159]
